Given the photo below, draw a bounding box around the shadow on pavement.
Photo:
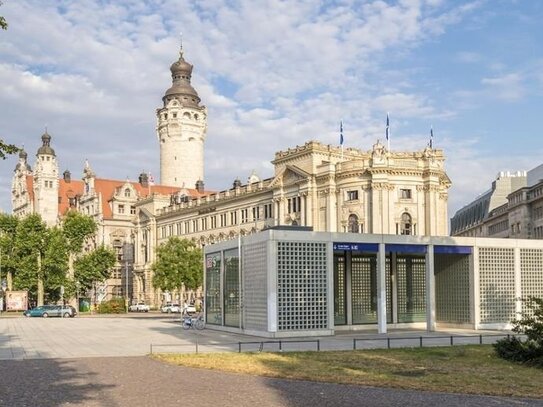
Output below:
[0,358,115,406]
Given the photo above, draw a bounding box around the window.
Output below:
[241,209,249,223]
[287,197,301,213]
[346,190,359,201]
[168,224,173,236]
[124,188,131,197]
[264,203,273,219]
[231,211,238,225]
[348,214,360,233]
[202,217,208,230]
[400,189,412,199]
[252,206,260,221]
[118,204,125,214]
[130,206,136,215]
[192,220,199,232]
[400,212,412,235]
[210,216,217,229]
[220,213,227,227]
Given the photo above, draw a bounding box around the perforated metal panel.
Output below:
[435,254,471,323]
[520,249,543,315]
[478,247,515,323]
[397,256,426,322]
[333,254,346,325]
[277,241,328,331]
[243,242,268,331]
[351,255,377,324]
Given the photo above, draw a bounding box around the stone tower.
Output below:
[157,43,207,188]
[33,130,59,226]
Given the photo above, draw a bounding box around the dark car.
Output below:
[23,305,76,318]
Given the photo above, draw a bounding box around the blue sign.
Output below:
[333,242,379,252]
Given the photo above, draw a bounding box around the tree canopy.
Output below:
[0,1,7,30]
[152,237,203,293]
[74,245,116,292]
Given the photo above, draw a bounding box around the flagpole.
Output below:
[386,113,390,151]
[340,121,344,160]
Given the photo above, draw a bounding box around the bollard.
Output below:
[238,342,242,353]
[420,336,423,348]
[353,338,356,350]
[479,334,483,345]
[279,341,282,351]
[196,339,199,354]
[450,336,454,346]
[387,338,391,349]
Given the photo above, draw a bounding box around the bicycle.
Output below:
[182,314,205,330]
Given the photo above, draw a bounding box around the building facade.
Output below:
[451,165,543,239]
[12,44,452,308]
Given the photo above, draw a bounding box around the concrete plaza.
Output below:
[0,313,509,360]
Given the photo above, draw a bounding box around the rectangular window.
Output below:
[168,224,173,236]
[252,206,260,221]
[400,189,412,199]
[130,206,136,215]
[264,203,273,219]
[220,213,227,227]
[193,220,199,232]
[241,209,248,223]
[287,197,301,213]
[211,215,217,229]
[231,211,238,225]
[346,190,359,201]
[118,204,125,214]
[202,217,208,230]
[185,221,190,234]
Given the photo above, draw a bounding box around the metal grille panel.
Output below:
[243,242,268,331]
[277,241,328,331]
[520,249,543,315]
[478,247,515,323]
[397,256,426,322]
[435,254,470,323]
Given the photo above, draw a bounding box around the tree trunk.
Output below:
[37,253,44,306]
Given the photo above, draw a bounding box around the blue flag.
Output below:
[340,121,344,145]
[385,114,390,141]
[430,127,434,148]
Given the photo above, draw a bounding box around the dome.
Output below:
[162,47,201,107]
[37,130,56,156]
[19,149,27,160]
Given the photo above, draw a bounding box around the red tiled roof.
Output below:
[25,174,212,220]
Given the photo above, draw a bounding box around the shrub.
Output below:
[494,296,543,367]
[97,297,126,314]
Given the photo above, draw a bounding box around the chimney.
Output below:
[63,170,71,183]
[139,172,149,188]
[195,179,205,193]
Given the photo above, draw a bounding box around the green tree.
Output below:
[74,245,116,293]
[42,227,69,302]
[152,237,203,294]
[0,2,20,160]
[1,1,7,30]
[13,214,48,305]
[0,214,19,290]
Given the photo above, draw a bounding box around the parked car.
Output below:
[128,302,150,312]
[23,305,76,318]
[161,303,181,313]
[183,303,197,315]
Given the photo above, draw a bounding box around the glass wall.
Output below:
[205,252,222,325]
[223,248,240,328]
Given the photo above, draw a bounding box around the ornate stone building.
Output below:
[451,165,543,239]
[12,43,452,307]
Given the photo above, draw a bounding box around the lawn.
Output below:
[153,345,543,398]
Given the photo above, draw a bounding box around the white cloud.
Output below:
[481,73,524,101]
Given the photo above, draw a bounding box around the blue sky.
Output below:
[1,0,542,219]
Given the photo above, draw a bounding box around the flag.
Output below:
[340,121,344,145]
[429,127,434,149]
[385,113,390,141]
[148,173,155,186]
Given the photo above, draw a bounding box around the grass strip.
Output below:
[152,345,543,398]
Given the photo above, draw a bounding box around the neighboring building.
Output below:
[451,166,543,239]
[12,42,452,308]
[204,229,543,337]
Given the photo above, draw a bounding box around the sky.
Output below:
[1,0,543,219]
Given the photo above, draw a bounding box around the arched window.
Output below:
[400,212,412,235]
[124,188,131,197]
[348,214,359,233]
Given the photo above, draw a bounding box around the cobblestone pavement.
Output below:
[0,314,510,360]
[1,356,541,407]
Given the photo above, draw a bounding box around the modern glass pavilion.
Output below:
[204,228,543,338]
